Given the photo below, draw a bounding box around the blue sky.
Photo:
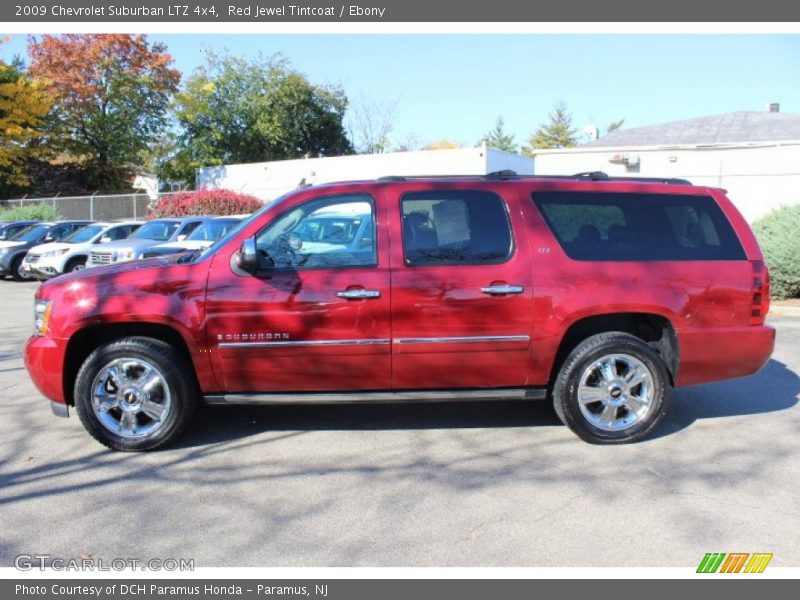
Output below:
[3,34,800,148]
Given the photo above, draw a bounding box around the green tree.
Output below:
[423,139,463,150]
[162,53,353,183]
[0,52,52,195]
[28,34,181,191]
[524,101,579,152]
[605,119,625,136]
[481,116,517,153]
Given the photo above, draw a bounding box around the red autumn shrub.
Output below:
[148,189,263,218]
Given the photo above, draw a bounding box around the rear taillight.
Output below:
[750,260,771,325]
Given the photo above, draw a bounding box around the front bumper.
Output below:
[28,259,63,280]
[24,335,69,406]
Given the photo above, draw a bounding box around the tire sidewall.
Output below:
[66,257,87,272]
[74,339,195,451]
[12,255,30,281]
[555,334,670,444]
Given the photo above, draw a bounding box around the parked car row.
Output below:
[0,215,247,282]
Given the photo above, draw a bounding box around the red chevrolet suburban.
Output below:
[24,172,775,451]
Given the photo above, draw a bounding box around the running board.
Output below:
[204,388,547,405]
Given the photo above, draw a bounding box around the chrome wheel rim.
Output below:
[91,358,172,439]
[71,263,85,272]
[577,353,655,432]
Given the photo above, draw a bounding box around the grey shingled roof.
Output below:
[582,111,800,148]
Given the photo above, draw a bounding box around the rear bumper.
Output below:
[24,335,68,405]
[676,325,776,386]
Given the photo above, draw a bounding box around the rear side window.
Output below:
[401,191,513,266]
[533,191,745,261]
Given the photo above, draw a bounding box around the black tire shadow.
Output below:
[653,359,800,438]
[173,399,562,449]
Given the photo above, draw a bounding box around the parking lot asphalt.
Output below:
[0,280,798,568]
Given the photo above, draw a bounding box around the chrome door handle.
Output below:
[336,289,381,299]
[481,284,524,295]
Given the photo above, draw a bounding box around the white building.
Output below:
[196,144,533,203]
[532,108,800,222]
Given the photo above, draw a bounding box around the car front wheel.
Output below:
[74,337,197,451]
[11,255,31,281]
[65,257,87,272]
[552,332,670,444]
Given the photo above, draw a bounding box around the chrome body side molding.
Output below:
[394,335,530,345]
[219,338,390,349]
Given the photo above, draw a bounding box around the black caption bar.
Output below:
[3,0,800,22]
[3,579,788,600]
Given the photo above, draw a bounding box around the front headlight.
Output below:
[42,249,70,258]
[34,300,53,336]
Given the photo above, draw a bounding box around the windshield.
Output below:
[188,218,242,242]
[132,220,180,241]
[11,224,49,242]
[63,224,104,244]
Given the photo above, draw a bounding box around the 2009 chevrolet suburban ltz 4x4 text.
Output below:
[24,172,775,451]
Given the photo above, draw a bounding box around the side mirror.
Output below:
[99,236,112,244]
[235,238,258,273]
[176,234,187,242]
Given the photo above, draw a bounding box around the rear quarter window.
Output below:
[533,191,746,261]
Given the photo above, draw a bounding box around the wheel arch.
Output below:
[549,312,679,387]
[63,322,198,406]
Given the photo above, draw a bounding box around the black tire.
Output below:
[65,256,87,273]
[74,337,197,451]
[552,332,670,444]
[10,255,30,281]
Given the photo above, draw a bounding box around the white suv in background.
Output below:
[24,221,141,279]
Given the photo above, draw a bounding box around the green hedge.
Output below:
[752,205,800,299]
[0,203,62,222]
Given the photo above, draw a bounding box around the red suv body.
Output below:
[24,174,775,450]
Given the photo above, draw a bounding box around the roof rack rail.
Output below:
[573,171,609,180]
[485,169,518,180]
[372,172,692,185]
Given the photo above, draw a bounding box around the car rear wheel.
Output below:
[552,332,670,444]
[74,337,197,451]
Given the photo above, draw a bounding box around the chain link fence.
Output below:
[0,193,171,220]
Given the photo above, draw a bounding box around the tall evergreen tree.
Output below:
[524,101,579,153]
[482,116,517,153]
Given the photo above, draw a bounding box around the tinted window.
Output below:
[0,223,33,239]
[534,192,745,261]
[63,224,104,243]
[255,195,376,269]
[178,220,203,238]
[188,219,241,241]
[12,224,50,242]
[133,220,180,241]
[401,191,513,266]
[107,224,136,241]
